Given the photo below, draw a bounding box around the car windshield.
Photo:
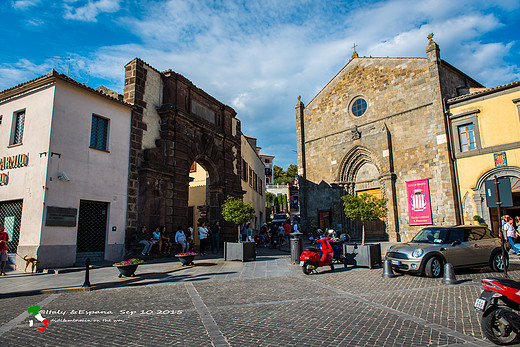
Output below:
[411,228,448,244]
[274,214,286,219]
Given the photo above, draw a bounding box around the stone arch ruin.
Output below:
[123,58,244,244]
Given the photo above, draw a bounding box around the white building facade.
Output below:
[0,71,132,269]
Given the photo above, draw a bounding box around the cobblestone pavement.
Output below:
[3,253,520,346]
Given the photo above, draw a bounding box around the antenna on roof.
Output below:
[45,56,71,77]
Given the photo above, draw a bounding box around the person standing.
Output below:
[283,221,291,246]
[210,221,221,253]
[0,224,8,276]
[504,217,520,255]
[247,223,254,242]
[137,226,153,256]
[240,222,247,242]
[199,222,209,255]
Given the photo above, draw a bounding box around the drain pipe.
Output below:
[443,98,464,225]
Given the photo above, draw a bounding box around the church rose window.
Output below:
[351,97,367,117]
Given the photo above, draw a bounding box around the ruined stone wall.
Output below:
[124,58,243,243]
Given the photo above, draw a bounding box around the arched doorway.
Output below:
[473,166,520,233]
[338,146,387,241]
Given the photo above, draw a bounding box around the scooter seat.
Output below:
[305,247,320,253]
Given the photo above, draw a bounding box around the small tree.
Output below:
[221,196,255,243]
[341,193,387,245]
[282,194,288,213]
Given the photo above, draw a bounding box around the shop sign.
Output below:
[0,172,8,186]
[406,179,432,225]
[0,153,29,171]
[45,206,78,227]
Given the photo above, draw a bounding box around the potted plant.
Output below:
[341,193,387,268]
[221,196,256,261]
[473,215,482,226]
[113,258,144,277]
[175,252,196,266]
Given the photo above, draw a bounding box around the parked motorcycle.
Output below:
[475,277,520,345]
[300,236,334,275]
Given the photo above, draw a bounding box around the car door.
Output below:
[470,227,498,264]
[443,228,474,266]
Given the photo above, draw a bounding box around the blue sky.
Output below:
[1,0,520,169]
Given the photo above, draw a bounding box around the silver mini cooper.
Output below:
[386,226,504,277]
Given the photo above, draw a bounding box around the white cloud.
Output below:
[0,59,51,91]
[64,0,121,22]
[11,0,40,10]
[3,0,520,168]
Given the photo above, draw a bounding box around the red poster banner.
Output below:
[406,179,432,225]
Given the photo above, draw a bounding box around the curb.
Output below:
[0,265,196,298]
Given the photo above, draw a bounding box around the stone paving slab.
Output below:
[0,251,512,346]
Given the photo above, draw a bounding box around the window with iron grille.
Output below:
[11,110,25,145]
[90,114,109,151]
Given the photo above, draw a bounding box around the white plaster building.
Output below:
[0,70,132,269]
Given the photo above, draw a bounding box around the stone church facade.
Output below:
[296,37,484,242]
[123,58,243,243]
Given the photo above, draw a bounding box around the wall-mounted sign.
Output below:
[494,152,507,167]
[0,172,8,186]
[406,179,433,225]
[0,153,29,171]
[485,178,513,208]
[45,206,78,227]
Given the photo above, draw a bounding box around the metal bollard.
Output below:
[82,258,91,288]
[290,232,303,264]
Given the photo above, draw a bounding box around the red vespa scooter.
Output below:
[300,237,334,275]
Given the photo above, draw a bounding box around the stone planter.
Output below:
[176,254,196,266]
[114,264,139,278]
[343,243,381,269]
[224,242,256,262]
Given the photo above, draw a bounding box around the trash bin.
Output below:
[290,232,303,264]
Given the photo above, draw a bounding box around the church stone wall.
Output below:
[299,52,463,242]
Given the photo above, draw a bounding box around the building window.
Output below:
[11,110,25,145]
[350,97,367,117]
[264,159,270,164]
[90,115,109,151]
[249,167,253,187]
[458,123,476,152]
[242,159,248,182]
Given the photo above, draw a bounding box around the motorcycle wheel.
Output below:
[482,308,519,345]
[302,262,314,275]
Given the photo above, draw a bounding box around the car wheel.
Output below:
[491,251,509,272]
[424,257,442,278]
